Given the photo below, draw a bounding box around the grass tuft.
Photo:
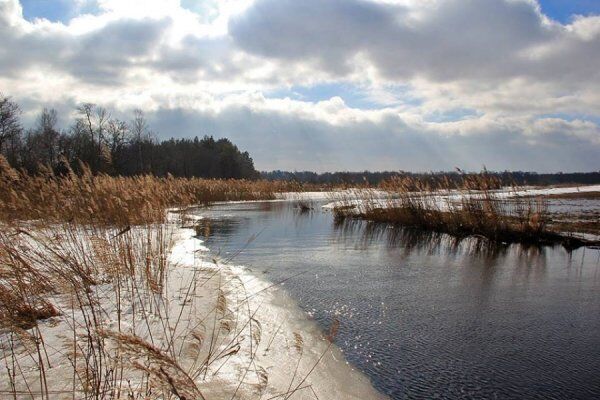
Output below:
[333,171,599,248]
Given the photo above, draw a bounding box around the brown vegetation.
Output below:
[0,221,340,399]
[378,168,505,192]
[0,155,315,226]
[333,172,600,249]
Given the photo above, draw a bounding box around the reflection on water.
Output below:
[193,201,600,399]
[334,218,503,255]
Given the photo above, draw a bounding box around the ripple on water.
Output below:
[198,201,600,399]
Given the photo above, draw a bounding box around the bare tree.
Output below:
[107,119,129,154]
[96,106,109,147]
[0,94,22,155]
[19,109,61,172]
[77,103,95,143]
[131,109,148,141]
[131,109,148,173]
[106,118,129,172]
[76,103,112,171]
[37,108,60,166]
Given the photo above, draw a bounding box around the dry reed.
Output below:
[333,171,597,248]
[0,155,311,226]
[0,218,343,399]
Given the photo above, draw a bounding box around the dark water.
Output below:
[193,201,600,399]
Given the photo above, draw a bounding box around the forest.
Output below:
[0,94,259,179]
[3,93,599,185]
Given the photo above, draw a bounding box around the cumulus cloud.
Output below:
[230,0,600,85]
[0,0,599,171]
[0,2,172,84]
[146,103,600,172]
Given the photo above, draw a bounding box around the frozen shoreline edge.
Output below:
[173,222,388,399]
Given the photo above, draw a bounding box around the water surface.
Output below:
[193,201,600,399]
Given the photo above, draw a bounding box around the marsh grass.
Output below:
[333,172,597,248]
[0,155,310,226]
[0,218,342,399]
[0,223,178,397]
[0,153,348,399]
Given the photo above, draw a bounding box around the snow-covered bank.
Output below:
[278,185,600,207]
[508,184,600,197]
[322,184,600,212]
[0,220,386,399]
[173,225,388,399]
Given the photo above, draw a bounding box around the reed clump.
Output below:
[334,171,594,248]
[378,169,505,192]
[0,220,340,399]
[0,156,301,225]
[0,223,224,398]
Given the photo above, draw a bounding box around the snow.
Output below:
[0,219,386,400]
[508,184,600,197]
[322,185,600,213]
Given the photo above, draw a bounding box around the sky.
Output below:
[1,0,600,172]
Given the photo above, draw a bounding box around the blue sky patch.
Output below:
[265,83,422,110]
[265,83,374,109]
[538,0,600,23]
[20,0,99,23]
[539,112,600,125]
[424,108,482,123]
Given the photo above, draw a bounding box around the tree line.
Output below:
[3,93,599,184]
[262,170,600,186]
[0,94,259,179]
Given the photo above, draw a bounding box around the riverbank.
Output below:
[171,223,388,399]
[0,217,386,399]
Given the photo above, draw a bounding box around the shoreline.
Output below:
[175,225,388,399]
[0,220,386,399]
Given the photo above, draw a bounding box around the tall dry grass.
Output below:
[0,156,312,226]
[0,219,341,399]
[377,169,505,193]
[0,223,180,398]
[333,172,592,248]
[1,153,346,398]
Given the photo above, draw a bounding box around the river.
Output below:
[192,200,600,399]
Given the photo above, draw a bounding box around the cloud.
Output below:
[0,0,599,171]
[143,98,600,172]
[230,0,600,86]
[0,3,172,84]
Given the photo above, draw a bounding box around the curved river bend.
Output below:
[192,201,600,399]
